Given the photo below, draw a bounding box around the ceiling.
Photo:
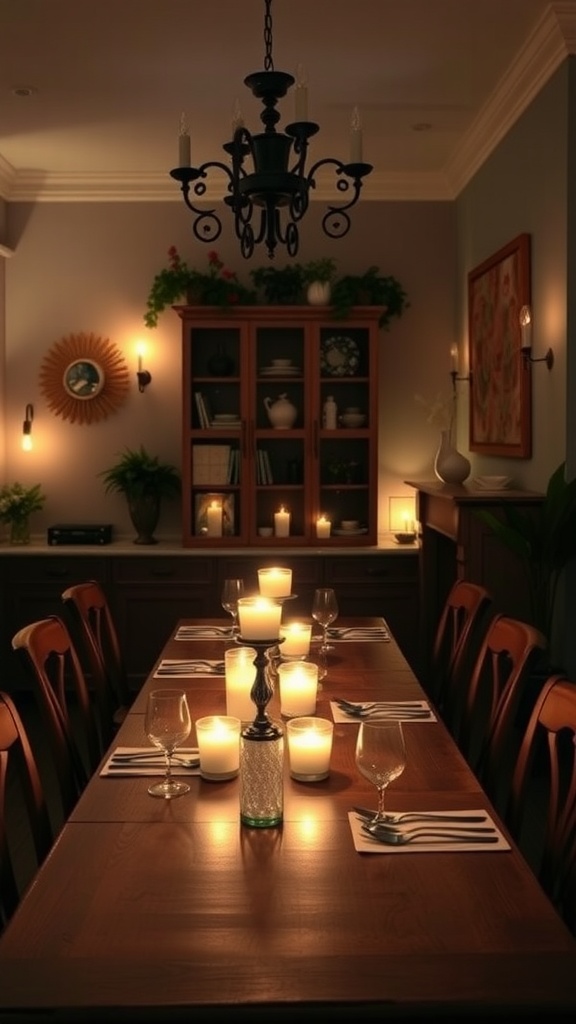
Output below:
[0,0,575,204]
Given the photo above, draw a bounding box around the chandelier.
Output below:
[170,0,373,259]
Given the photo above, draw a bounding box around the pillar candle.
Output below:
[206,501,223,537]
[225,646,257,722]
[286,717,334,781]
[258,566,292,597]
[279,622,312,658]
[278,661,318,717]
[316,516,331,539]
[237,596,282,640]
[274,507,290,537]
[195,715,241,780]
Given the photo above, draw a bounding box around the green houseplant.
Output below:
[476,461,576,649]
[0,481,46,545]
[99,446,181,545]
[250,263,305,304]
[331,266,409,329]
[144,247,256,328]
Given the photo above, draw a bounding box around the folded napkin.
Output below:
[327,626,390,642]
[100,746,201,777]
[348,810,510,854]
[154,659,225,677]
[175,625,232,640]
[330,701,436,724]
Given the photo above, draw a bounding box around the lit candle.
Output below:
[401,513,415,534]
[279,622,312,658]
[350,105,363,163]
[274,507,290,537]
[206,501,223,537]
[294,63,308,121]
[286,717,334,781]
[136,340,146,374]
[195,715,241,780]
[316,515,331,539]
[178,111,191,167]
[237,596,282,641]
[258,566,292,597]
[225,646,257,722]
[450,343,459,372]
[278,661,318,717]
[231,98,244,135]
[519,304,532,350]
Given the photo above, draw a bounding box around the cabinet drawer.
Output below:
[112,557,215,584]
[324,553,417,585]
[1,555,109,583]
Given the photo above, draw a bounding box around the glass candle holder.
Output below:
[195,715,241,780]
[287,717,334,781]
[278,660,318,717]
[225,646,257,722]
[279,622,312,658]
[237,596,282,641]
[258,566,292,597]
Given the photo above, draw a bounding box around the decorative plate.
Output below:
[320,336,360,377]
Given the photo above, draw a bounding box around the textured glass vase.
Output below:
[434,429,471,484]
[9,517,31,545]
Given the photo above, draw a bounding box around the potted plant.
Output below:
[331,265,409,329]
[250,264,305,305]
[144,247,256,328]
[0,481,46,545]
[99,446,181,545]
[299,257,338,305]
[475,461,576,653]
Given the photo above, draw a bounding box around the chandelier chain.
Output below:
[263,0,274,71]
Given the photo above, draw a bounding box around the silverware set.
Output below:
[110,749,200,769]
[328,627,390,640]
[336,698,431,720]
[353,806,499,845]
[175,627,232,639]
[156,660,225,675]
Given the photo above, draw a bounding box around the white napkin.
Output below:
[154,659,225,677]
[330,701,436,723]
[100,746,201,777]
[348,810,510,853]
[175,625,232,640]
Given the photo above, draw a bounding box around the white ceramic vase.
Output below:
[434,429,471,484]
[306,281,331,306]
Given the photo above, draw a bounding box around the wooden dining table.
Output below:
[0,616,575,1022]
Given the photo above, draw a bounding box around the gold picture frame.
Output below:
[40,332,131,425]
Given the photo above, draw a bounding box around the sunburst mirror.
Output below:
[40,332,131,425]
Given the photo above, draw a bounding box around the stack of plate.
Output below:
[211,414,240,429]
[260,365,301,376]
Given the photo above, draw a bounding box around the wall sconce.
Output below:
[136,341,152,393]
[22,404,34,451]
[389,496,417,543]
[519,304,554,369]
[449,343,471,393]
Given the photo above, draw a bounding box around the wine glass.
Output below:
[311,587,339,653]
[355,719,406,825]
[145,689,192,799]
[221,578,244,636]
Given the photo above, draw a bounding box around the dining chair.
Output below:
[61,579,131,747]
[457,613,547,814]
[426,579,494,730]
[505,673,576,934]
[0,690,54,929]
[11,615,103,821]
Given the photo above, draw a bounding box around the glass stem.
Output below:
[376,785,387,819]
[165,751,172,783]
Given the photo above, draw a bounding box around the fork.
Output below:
[336,698,424,711]
[360,823,499,846]
[340,705,431,720]
[353,806,488,825]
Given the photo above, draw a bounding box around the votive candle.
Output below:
[195,715,241,780]
[237,596,282,641]
[258,566,292,597]
[278,661,318,717]
[286,717,334,781]
[279,622,312,658]
[274,507,290,537]
[225,646,257,722]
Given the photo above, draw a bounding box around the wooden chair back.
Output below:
[428,579,493,728]
[459,613,547,812]
[11,615,102,819]
[61,580,130,747]
[505,673,576,934]
[0,690,53,928]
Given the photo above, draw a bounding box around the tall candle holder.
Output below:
[237,635,285,828]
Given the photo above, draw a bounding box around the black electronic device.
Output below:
[47,523,113,546]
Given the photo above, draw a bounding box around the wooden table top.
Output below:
[0,617,575,1021]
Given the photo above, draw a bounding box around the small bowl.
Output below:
[340,520,359,532]
[340,413,366,428]
[271,358,292,368]
[473,475,512,490]
[344,406,360,414]
[258,526,274,537]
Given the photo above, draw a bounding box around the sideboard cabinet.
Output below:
[0,548,419,690]
[175,306,382,547]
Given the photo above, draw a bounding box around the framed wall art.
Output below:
[39,332,131,425]
[468,233,532,458]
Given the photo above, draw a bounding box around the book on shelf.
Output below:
[192,444,231,485]
[194,392,213,428]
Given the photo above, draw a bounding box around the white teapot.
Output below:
[264,393,297,429]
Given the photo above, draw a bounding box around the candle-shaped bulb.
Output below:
[350,105,363,162]
[136,340,146,374]
[519,304,532,350]
[231,98,244,135]
[450,343,459,372]
[295,63,309,121]
[178,111,191,167]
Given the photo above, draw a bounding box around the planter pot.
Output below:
[128,495,161,545]
[434,430,471,484]
[9,517,31,545]
[307,281,331,306]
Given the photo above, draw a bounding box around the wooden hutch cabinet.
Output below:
[175,306,381,547]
